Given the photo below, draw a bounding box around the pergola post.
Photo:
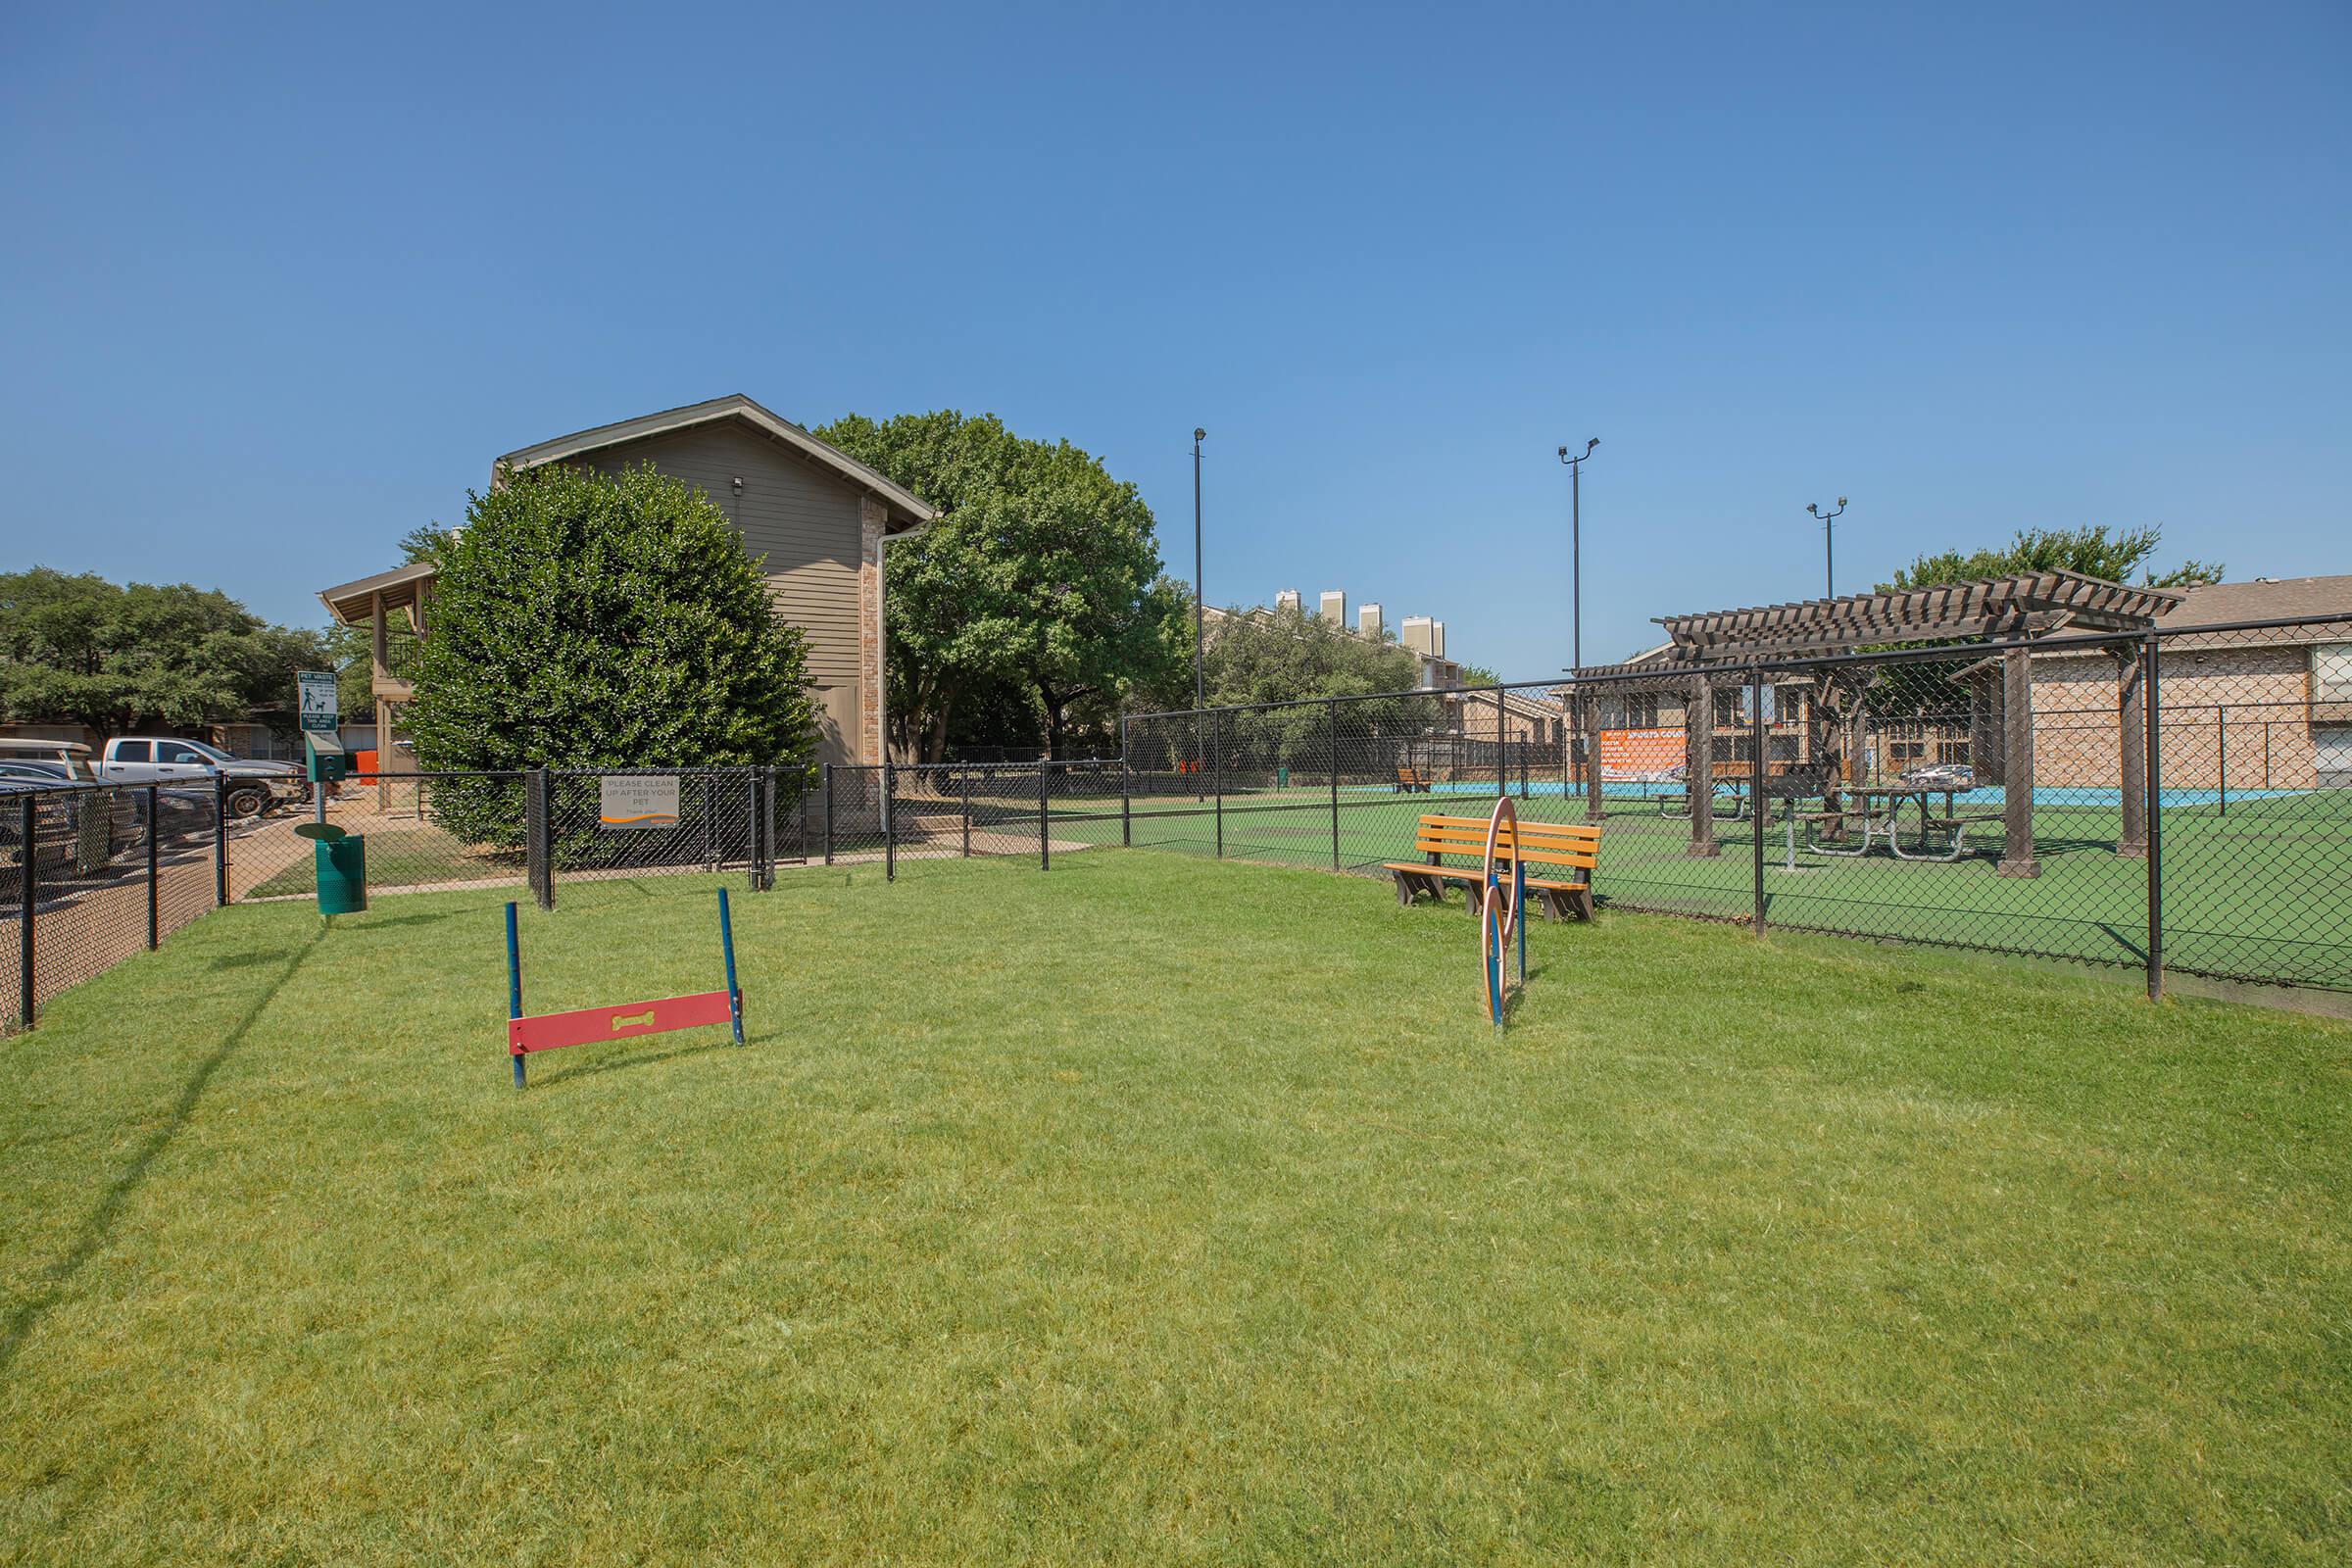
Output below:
[2115,642,2148,858]
[1997,645,2039,877]
[1582,692,1605,823]
[370,587,389,811]
[1687,672,1719,857]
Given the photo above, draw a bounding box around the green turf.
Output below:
[4,851,2348,1563]
[1006,784,2352,992]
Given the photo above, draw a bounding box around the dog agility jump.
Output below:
[503,889,746,1088]
[1480,797,1527,1028]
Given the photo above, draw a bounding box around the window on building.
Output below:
[1625,695,1659,728]
[2317,644,2352,704]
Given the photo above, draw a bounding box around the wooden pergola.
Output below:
[1567,571,2183,874]
[318,561,436,807]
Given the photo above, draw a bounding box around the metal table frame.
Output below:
[1805,784,1978,862]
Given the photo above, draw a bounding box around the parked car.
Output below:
[0,741,118,874]
[92,736,305,819]
[0,760,214,845]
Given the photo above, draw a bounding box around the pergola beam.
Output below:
[1655,569,2183,664]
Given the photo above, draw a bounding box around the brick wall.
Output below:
[2034,646,2317,790]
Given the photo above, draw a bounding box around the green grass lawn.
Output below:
[7,851,2347,1564]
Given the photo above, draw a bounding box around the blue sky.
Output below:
[4,1,2346,679]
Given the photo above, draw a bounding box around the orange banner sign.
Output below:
[1596,728,1684,780]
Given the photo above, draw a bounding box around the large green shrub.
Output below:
[409,463,817,848]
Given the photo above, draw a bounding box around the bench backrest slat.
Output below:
[1409,812,1601,872]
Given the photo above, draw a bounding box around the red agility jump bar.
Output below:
[503,889,746,1089]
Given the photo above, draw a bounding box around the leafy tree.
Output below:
[812,411,1182,760]
[1862,525,2222,732]
[1154,603,1441,770]
[0,567,326,737]
[1198,602,1422,708]
[1882,524,2223,593]
[407,464,818,844]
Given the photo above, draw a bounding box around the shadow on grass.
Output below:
[342,908,464,933]
[209,950,286,971]
[0,924,324,1380]
[523,1034,745,1088]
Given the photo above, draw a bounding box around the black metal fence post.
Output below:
[961,769,973,858]
[526,767,555,911]
[2216,705,2227,817]
[822,764,835,866]
[1213,715,1223,858]
[1120,718,1132,849]
[1329,698,1341,870]
[795,766,809,866]
[214,773,229,906]
[1749,670,1767,935]
[1494,691,1506,800]
[146,784,160,949]
[750,768,767,891]
[2146,633,2164,1002]
[17,793,34,1030]
[1038,762,1051,871]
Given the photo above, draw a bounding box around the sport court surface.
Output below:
[3,852,2346,1564]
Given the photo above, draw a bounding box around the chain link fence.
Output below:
[13,612,2344,1022]
[5,766,809,1026]
[811,760,1130,874]
[5,779,226,1027]
[1122,613,2352,998]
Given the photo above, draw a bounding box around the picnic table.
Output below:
[1801,776,1997,863]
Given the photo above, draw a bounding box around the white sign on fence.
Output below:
[599,774,680,830]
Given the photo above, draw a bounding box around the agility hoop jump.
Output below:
[1480,797,1527,1028]
[503,889,746,1089]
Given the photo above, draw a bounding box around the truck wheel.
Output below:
[224,783,270,820]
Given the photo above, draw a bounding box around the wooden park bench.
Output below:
[1395,765,1432,794]
[1383,812,1601,921]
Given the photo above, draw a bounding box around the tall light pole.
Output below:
[1557,438,1599,669]
[1805,497,1848,598]
[1193,427,1206,712]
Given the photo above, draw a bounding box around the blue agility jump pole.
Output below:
[506,901,525,1090]
[717,886,745,1046]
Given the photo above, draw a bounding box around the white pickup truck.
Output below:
[93,737,307,819]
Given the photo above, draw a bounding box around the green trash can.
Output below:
[316,833,368,915]
[1277,764,1290,790]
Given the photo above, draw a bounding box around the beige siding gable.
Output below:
[565,421,867,686]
